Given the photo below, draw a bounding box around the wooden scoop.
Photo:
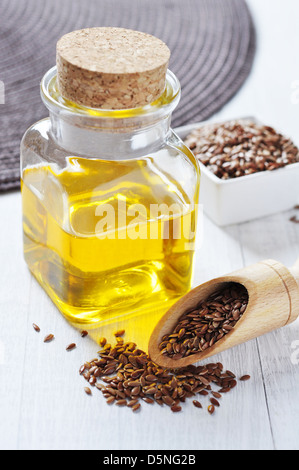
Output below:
[149,258,299,369]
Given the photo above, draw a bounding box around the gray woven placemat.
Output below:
[0,0,256,191]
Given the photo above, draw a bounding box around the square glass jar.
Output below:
[20,67,200,326]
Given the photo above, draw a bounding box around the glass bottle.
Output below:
[20,29,200,326]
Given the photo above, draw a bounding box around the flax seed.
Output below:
[146,387,157,395]
[142,397,154,404]
[171,405,182,412]
[44,334,54,343]
[127,399,139,407]
[218,387,231,393]
[162,395,175,406]
[240,375,251,381]
[127,380,141,387]
[106,396,115,404]
[116,399,127,406]
[193,400,202,408]
[229,380,237,388]
[210,398,220,407]
[132,403,141,412]
[89,376,96,386]
[145,375,158,382]
[226,370,236,378]
[115,329,125,337]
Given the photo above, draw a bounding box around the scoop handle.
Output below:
[149,259,299,368]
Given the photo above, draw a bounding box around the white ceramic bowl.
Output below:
[175,117,299,226]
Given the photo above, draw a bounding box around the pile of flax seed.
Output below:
[35,285,251,414]
[81,332,250,414]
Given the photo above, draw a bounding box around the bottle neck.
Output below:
[49,111,172,159]
[41,67,181,159]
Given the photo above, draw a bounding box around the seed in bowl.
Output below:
[184,119,299,180]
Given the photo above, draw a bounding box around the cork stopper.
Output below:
[56,27,171,110]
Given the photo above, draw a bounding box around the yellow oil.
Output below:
[22,156,197,326]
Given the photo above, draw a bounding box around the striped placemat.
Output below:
[0,0,256,191]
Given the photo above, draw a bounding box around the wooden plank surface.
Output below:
[0,0,299,450]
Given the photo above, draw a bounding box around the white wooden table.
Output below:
[0,0,299,450]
